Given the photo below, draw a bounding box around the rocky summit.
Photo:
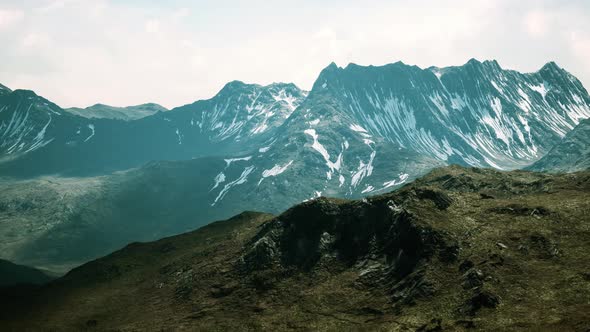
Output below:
[2,166,588,331]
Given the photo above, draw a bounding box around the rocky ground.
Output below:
[1,165,589,331]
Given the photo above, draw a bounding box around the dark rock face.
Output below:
[240,195,457,304]
[464,289,500,315]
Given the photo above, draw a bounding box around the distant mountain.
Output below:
[2,166,589,331]
[528,119,590,172]
[173,81,307,143]
[0,89,78,163]
[65,103,168,121]
[199,59,590,207]
[1,60,589,177]
[0,259,53,286]
[313,60,590,169]
[0,82,307,176]
[0,83,11,95]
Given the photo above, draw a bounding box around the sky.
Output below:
[0,0,589,109]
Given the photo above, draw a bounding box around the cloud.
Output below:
[171,7,190,20]
[21,32,51,48]
[524,10,550,37]
[144,19,161,34]
[0,0,589,109]
[36,0,85,12]
[570,32,590,56]
[0,9,24,29]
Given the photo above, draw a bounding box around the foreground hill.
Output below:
[0,259,54,287]
[2,166,588,331]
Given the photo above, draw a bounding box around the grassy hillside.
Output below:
[1,166,589,331]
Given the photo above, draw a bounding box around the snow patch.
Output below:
[212,166,255,205]
[210,172,226,191]
[84,124,95,142]
[258,160,293,185]
[271,88,299,112]
[304,129,342,172]
[175,128,182,145]
[259,146,271,153]
[517,88,532,113]
[491,81,503,94]
[529,82,548,99]
[382,173,410,190]
[224,156,252,167]
[349,123,368,133]
[361,185,374,194]
[350,151,376,187]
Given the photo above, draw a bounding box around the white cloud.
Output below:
[38,0,68,12]
[144,19,161,34]
[570,32,590,56]
[0,9,24,29]
[171,7,190,20]
[21,32,51,48]
[524,10,550,37]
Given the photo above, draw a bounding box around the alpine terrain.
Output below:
[0,59,589,275]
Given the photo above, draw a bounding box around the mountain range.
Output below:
[1,59,590,273]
